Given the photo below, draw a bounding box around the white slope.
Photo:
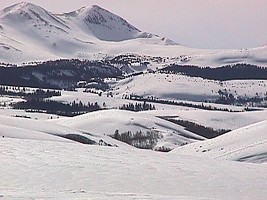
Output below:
[172,120,267,163]
[57,109,205,149]
[1,137,267,199]
[0,124,71,142]
[113,73,267,101]
[146,109,267,130]
[0,2,267,66]
[0,115,101,143]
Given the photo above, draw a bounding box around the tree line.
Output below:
[0,86,61,99]
[161,117,231,139]
[161,63,267,80]
[13,99,101,117]
[125,94,240,112]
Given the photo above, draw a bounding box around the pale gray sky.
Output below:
[1,0,267,49]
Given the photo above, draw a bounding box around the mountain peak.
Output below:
[91,5,103,10]
[0,2,48,21]
[2,2,37,14]
[62,4,141,41]
[0,1,68,30]
[75,4,140,32]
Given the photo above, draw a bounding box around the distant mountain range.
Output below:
[0,2,267,67]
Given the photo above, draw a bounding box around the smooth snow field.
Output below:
[1,137,267,200]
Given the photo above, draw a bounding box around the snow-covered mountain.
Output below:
[0,2,172,63]
[1,2,267,67]
[60,4,142,41]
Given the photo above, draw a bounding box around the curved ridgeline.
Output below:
[161,63,267,81]
[0,59,122,89]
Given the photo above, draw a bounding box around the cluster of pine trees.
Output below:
[163,118,230,139]
[215,89,266,106]
[13,99,101,117]
[119,101,155,111]
[111,129,161,149]
[0,86,61,98]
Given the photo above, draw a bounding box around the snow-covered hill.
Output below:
[173,120,267,163]
[113,73,267,102]
[0,115,99,143]
[0,107,204,150]
[57,109,205,150]
[0,2,267,67]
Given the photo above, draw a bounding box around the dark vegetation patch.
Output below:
[160,117,231,139]
[0,86,61,99]
[0,85,102,116]
[215,89,267,107]
[13,99,101,117]
[119,101,156,111]
[0,59,122,89]
[61,134,96,144]
[110,129,166,150]
[161,63,267,81]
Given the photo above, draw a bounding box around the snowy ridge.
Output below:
[173,120,267,163]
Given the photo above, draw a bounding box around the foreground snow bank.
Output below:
[0,137,266,199]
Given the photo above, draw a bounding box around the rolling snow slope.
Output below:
[1,137,267,199]
[0,115,103,144]
[0,107,204,149]
[173,120,267,163]
[146,109,267,130]
[48,86,267,132]
[57,109,205,149]
[0,2,267,67]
